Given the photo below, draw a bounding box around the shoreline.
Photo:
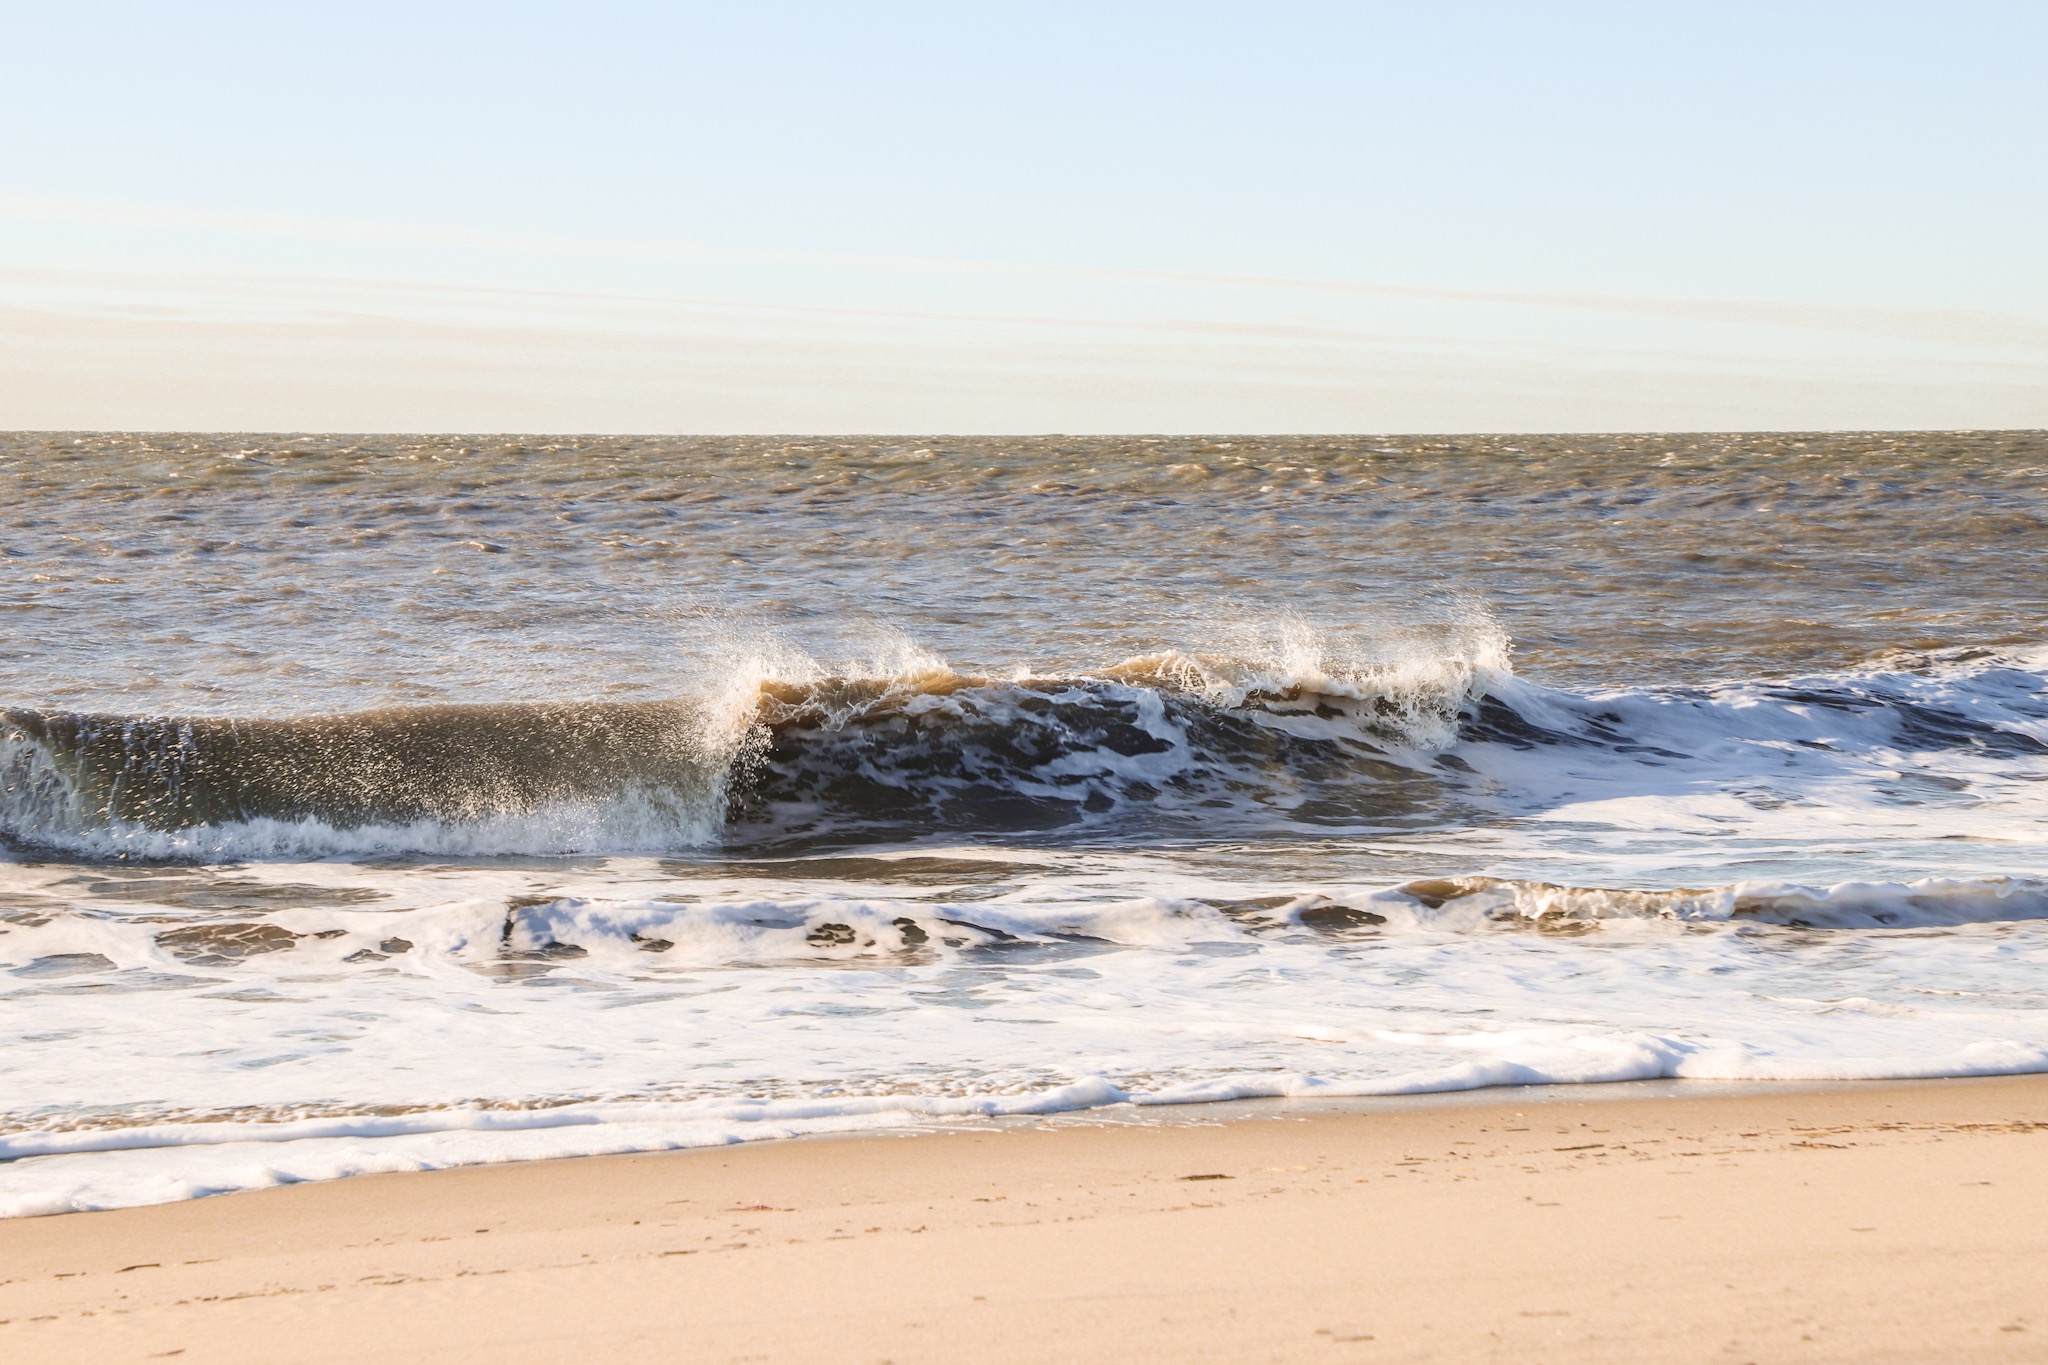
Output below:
[6,1074,2046,1362]
[7,1073,2018,1220]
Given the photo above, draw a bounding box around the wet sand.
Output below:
[4,1076,2046,1363]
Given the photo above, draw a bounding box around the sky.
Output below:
[1,0,2044,432]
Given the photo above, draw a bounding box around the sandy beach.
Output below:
[3,1075,2044,1363]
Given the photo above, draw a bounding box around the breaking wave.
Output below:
[4,632,2046,864]
[0,626,1506,860]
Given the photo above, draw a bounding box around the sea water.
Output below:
[3,431,2046,1216]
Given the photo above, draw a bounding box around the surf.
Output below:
[4,641,2045,862]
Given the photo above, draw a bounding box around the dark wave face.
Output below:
[0,662,1479,857]
[732,676,1460,848]
[0,701,736,856]
[3,702,722,828]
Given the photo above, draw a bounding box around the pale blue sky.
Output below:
[2,2,2044,431]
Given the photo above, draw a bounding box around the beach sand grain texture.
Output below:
[3,1077,2045,1364]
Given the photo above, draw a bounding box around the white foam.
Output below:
[8,867,2048,1216]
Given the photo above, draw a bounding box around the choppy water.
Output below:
[3,431,2047,1215]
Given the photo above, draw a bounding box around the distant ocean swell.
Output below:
[3,636,2045,861]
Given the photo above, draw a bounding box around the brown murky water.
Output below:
[4,431,2042,713]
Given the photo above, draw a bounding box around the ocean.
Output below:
[3,430,2046,1217]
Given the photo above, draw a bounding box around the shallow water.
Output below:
[3,430,2046,1215]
